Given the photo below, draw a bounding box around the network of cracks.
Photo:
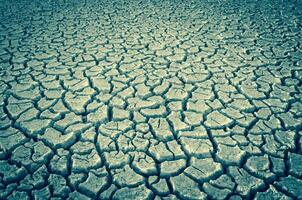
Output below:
[0,0,302,199]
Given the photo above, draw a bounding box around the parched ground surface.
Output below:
[0,0,302,199]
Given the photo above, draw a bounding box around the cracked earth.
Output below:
[0,0,302,199]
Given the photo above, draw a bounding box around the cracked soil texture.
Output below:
[0,0,302,199]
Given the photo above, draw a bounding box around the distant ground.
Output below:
[0,0,302,199]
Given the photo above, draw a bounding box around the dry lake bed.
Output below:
[0,0,302,199]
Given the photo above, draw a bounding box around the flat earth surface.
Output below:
[0,0,302,199]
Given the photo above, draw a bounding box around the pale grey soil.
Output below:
[0,0,302,199]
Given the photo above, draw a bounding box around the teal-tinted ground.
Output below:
[0,0,302,199]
